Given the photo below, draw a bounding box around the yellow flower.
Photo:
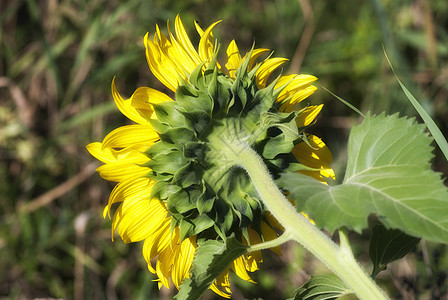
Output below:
[87,15,333,298]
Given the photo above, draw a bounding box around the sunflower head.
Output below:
[87,15,333,298]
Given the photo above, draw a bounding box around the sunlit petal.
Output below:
[101,125,158,150]
[293,135,335,179]
[296,104,323,128]
[255,57,288,88]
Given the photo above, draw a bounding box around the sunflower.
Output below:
[87,15,334,298]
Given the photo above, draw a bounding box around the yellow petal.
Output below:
[112,78,151,125]
[261,221,281,255]
[145,32,179,92]
[225,40,241,78]
[174,15,202,65]
[86,142,116,164]
[231,256,255,283]
[210,271,232,298]
[143,217,172,272]
[105,176,153,219]
[96,161,148,182]
[245,48,270,71]
[198,20,221,62]
[113,196,167,243]
[282,86,318,113]
[130,86,172,120]
[293,135,335,179]
[296,104,323,128]
[87,142,148,164]
[172,236,197,288]
[168,30,199,74]
[276,74,317,103]
[101,124,158,150]
[255,57,288,88]
[156,229,181,288]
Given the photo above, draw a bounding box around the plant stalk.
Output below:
[225,140,389,300]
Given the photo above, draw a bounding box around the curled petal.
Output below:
[130,87,172,120]
[112,78,151,125]
[243,48,270,71]
[231,256,255,283]
[296,104,323,128]
[198,20,221,62]
[86,142,148,164]
[155,228,181,288]
[255,57,288,88]
[210,271,231,298]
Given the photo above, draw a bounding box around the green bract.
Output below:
[146,55,305,243]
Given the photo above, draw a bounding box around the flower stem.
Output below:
[224,139,389,300]
[247,232,293,253]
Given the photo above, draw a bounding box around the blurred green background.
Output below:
[1,0,447,299]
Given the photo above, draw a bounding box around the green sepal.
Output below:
[150,181,181,201]
[369,223,420,278]
[230,51,255,110]
[173,163,201,188]
[262,112,299,159]
[147,150,188,174]
[145,140,174,159]
[197,194,217,215]
[209,199,234,235]
[178,213,215,242]
[166,188,201,214]
[179,110,211,135]
[176,85,213,117]
[203,55,219,84]
[175,237,248,300]
[208,69,231,117]
[159,127,197,151]
[183,142,207,161]
[146,170,173,182]
[152,100,187,128]
[188,62,208,90]
[246,74,279,116]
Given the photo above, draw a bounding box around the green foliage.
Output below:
[291,274,351,300]
[175,237,248,300]
[385,53,448,162]
[278,113,448,243]
[369,223,420,278]
[2,0,447,298]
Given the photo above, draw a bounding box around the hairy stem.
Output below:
[222,139,389,300]
[247,232,293,253]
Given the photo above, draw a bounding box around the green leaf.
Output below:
[278,113,448,244]
[369,223,420,278]
[385,50,448,162]
[292,274,351,300]
[175,237,248,300]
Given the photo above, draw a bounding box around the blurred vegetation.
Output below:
[1,0,447,299]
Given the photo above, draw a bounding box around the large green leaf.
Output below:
[175,237,248,300]
[291,274,351,300]
[278,113,448,244]
[369,223,420,278]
